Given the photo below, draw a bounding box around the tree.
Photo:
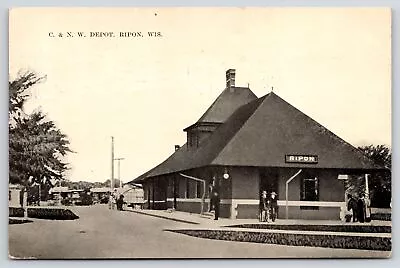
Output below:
[346,145,391,208]
[360,145,391,208]
[103,179,121,188]
[9,71,44,119]
[9,71,72,188]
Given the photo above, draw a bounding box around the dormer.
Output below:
[184,122,222,149]
[184,69,257,149]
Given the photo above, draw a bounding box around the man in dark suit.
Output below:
[270,192,278,222]
[211,190,220,220]
[116,194,124,211]
[347,194,358,222]
[357,193,366,223]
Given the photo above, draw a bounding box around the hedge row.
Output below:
[9,207,24,217]
[27,208,79,220]
[226,224,391,233]
[371,213,391,221]
[169,230,391,251]
[9,207,79,220]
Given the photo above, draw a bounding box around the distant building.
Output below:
[90,187,111,203]
[49,186,70,194]
[90,187,111,194]
[131,69,384,220]
[49,187,84,205]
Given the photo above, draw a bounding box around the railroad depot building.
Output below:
[132,69,381,220]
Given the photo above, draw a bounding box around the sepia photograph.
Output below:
[8,7,391,259]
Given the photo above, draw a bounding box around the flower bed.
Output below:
[371,213,391,221]
[9,207,24,217]
[226,224,391,233]
[27,208,79,220]
[168,230,391,251]
[9,218,33,225]
[9,207,79,220]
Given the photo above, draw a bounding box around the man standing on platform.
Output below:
[357,193,366,223]
[347,194,358,222]
[270,192,278,222]
[211,190,220,220]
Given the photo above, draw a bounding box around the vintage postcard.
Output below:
[8,7,391,259]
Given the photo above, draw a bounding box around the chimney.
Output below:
[174,145,180,151]
[226,69,236,88]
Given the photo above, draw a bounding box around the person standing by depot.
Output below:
[111,189,117,210]
[270,192,278,222]
[347,194,358,222]
[363,193,371,222]
[259,191,268,222]
[357,193,366,223]
[211,190,220,220]
[208,184,215,212]
[116,194,124,211]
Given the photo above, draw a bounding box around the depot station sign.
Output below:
[285,155,318,164]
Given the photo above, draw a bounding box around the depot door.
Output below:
[259,168,279,196]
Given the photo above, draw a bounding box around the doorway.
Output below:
[259,168,279,196]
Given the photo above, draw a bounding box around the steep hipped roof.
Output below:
[211,93,378,169]
[133,96,265,181]
[195,86,257,123]
[132,92,380,183]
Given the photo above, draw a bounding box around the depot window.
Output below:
[187,131,199,149]
[186,178,190,198]
[196,181,202,198]
[300,175,319,210]
[167,177,174,198]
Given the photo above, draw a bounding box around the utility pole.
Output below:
[38,181,41,206]
[114,157,125,188]
[110,136,114,209]
[111,137,115,189]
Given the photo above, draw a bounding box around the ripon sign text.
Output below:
[285,155,318,164]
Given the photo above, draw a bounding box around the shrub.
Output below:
[27,208,79,220]
[9,207,24,217]
[75,197,93,206]
[100,196,109,204]
[61,198,72,206]
[79,192,93,206]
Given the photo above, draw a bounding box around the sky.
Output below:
[9,7,391,183]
